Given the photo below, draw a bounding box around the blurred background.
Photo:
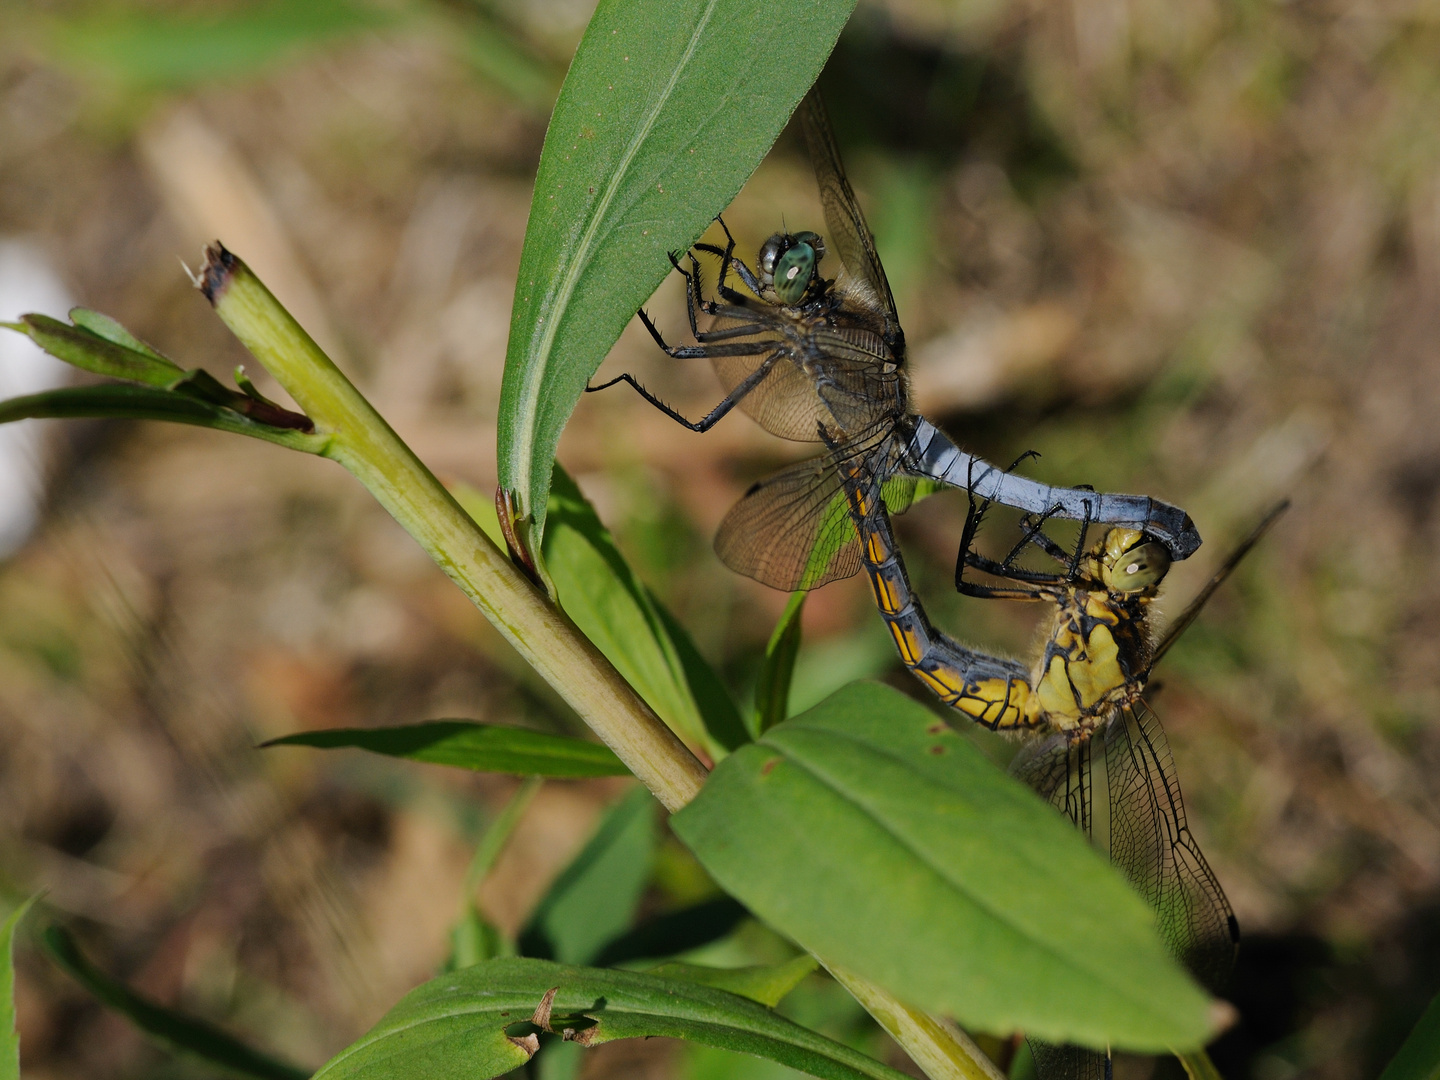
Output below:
[0,0,1437,1077]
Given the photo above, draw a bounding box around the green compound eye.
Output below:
[1105,541,1171,593]
[774,242,816,304]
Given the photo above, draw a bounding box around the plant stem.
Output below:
[1178,1049,1224,1080]
[827,964,1006,1080]
[199,244,705,813]
[199,244,1000,1080]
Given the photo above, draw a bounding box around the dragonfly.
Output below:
[836,443,1284,1079]
[587,89,1203,596]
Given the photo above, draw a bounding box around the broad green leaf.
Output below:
[670,682,1217,1053]
[1380,991,1440,1080]
[261,722,627,779]
[754,593,806,735]
[592,896,748,968]
[41,1,398,88]
[0,385,328,453]
[545,466,744,755]
[311,957,912,1080]
[520,785,656,965]
[647,956,818,1009]
[41,927,310,1080]
[496,0,857,547]
[1,896,39,1080]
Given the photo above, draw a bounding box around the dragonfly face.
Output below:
[757,230,827,305]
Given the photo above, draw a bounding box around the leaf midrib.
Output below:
[512,0,722,516]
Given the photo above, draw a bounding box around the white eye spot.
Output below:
[786,266,800,280]
[1125,561,1141,575]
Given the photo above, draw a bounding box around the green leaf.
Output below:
[311,957,912,1080]
[41,926,310,1080]
[592,896,748,968]
[520,786,656,965]
[670,682,1217,1053]
[754,593,806,735]
[446,778,542,972]
[647,956,818,1009]
[41,0,398,88]
[496,0,857,547]
[6,312,183,386]
[544,465,745,755]
[1,896,40,1080]
[1380,991,1440,1080]
[0,384,328,452]
[260,722,628,779]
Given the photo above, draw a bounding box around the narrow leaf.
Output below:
[446,778,542,972]
[311,957,912,1080]
[646,956,818,1009]
[41,926,310,1080]
[6,312,182,385]
[0,384,327,452]
[69,308,177,365]
[670,682,1217,1052]
[1,896,40,1080]
[261,722,628,779]
[592,896,748,969]
[520,785,655,965]
[1380,991,1440,1080]
[496,0,857,546]
[544,465,743,755]
[754,593,805,735]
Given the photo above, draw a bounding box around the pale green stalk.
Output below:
[1179,1049,1225,1080]
[199,243,999,1080]
[199,245,705,813]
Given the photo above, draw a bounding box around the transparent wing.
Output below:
[1011,703,1237,1080]
[798,90,902,351]
[1010,730,1093,835]
[713,452,861,591]
[707,314,905,443]
[1104,700,1239,994]
[1011,735,1110,1080]
[1027,1044,1112,1080]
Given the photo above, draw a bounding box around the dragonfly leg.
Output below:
[635,308,714,359]
[956,450,1064,592]
[585,349,783,433]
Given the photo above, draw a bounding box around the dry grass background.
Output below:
[1,0,1439,1077]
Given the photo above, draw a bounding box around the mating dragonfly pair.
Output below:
[589,90,1276,1079]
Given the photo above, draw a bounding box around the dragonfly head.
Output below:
[1098,528,1171,595]
[758,231,826,305]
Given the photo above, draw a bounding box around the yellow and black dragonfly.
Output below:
[837,442,1284,1079]
[588,90,1203,594]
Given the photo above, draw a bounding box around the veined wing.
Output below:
[1010,734,1110,1080]
[706,311,905,443]
[1010,703,1236,1080]
[714,451,861,590]
[798,90,903,353]
[1104,700,1239,994]
[714,426,916,591]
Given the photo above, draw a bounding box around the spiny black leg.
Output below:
[637,308,707,358]
[1066,494,1094,580]
[586,349,782,432]
[956,456,995,592]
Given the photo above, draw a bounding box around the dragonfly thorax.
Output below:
[758,230,826,305]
